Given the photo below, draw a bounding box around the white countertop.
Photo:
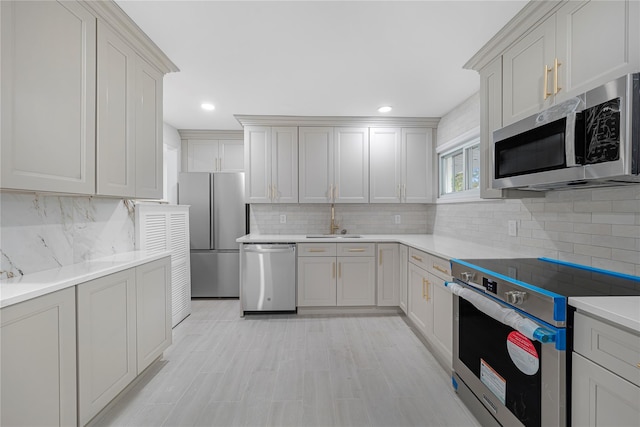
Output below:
[0,250,171,308]
[570,296,640,332]
[237,233,525,260]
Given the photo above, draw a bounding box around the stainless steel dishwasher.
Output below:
[241,244,296,313]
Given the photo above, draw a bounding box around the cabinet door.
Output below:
[299,127,333,203]
[169,210,191,327]
[377,243,399,306]
[479,57,505,199]
[502,17,556,126]
[555,0,640,102]
[572,352,640,427]
[334,127,369,203]
[337,257,375,306]
[407,263,429,334]
[429,272,452,367]
[402,128,433,203]
[219,139,244,172]
[1,0,96,194]
[96,21,136,197]
[399,245,409,314]
[244,126,272,203]
[297,257,336,306]
[187,140,219,172]
[77,269,137,426]
[136,257,171,373]
[369,128,402,203]
[272,127,298,203]
[0,288,77,427]
[135,57,163,199]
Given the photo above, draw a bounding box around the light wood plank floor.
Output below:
[93,300,480,427]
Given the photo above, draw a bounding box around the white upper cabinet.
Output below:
[186,139,244,173]
[370,128,403,203]
[502,17,556,126]
[244,126,297,203]
[502,0,639,126]
[402,128,433,203]
[97,22,164,199]
[299,127,369,203]
[554,0,639,102]
[1,0,96,194]
[370,128,433,203]
[1,0,176,197]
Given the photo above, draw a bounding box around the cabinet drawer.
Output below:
[408,247,429,270]
[574,311,640,387]
[429,255,451,280]
[298,243,337,257]
[337,243,375,257]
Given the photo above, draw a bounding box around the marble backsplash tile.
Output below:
[0,193,135,279]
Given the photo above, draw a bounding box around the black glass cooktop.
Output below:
[454,258,640,298]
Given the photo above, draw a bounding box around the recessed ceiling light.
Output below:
[377,106,392,113]
[201,103,215,111]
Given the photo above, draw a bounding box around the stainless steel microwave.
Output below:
[493,73,640,191]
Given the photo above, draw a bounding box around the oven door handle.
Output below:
[448,282,556,345]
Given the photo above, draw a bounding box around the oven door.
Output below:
[452,285,566,427]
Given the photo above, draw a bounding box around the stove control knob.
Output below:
[460,272,475,282]
[505,290,527,305]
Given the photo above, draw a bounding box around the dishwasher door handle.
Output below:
[244,246,295,254]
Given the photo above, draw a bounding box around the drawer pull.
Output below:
[412,255,423,262]
[433,264,449,274]
[308,249,326,253]
[637,363,640,369]
[347,248,366,252]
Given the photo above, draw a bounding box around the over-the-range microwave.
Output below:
[492,73,640,191]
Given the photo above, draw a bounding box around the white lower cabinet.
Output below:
[572,311,640,426]
[377,243,400,306]
[0,288,77,427]
[77,269,137,426]
[407,249,453,368]
[297,243,375,307]
[337,256,375,306]
[398,245,409,314]
[408,262,431,333]
[77,257,171,425]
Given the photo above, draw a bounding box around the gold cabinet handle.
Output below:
[379,249,383,265]
[332,262,336,279]
[412,255,423,262]
[308,249,326,253]
[636,362,640,369]
[543,64,552,100]
[338,262,341,278]
[432,264,449,275]
[554,58,561,95]
[425,279,430,301]
[328,184,333,201]
[348,248,366,252]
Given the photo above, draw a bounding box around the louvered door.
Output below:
[135,204,191,327]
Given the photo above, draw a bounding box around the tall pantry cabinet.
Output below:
[0,0,178,197]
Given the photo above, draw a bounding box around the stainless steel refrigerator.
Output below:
[178,172,246,297]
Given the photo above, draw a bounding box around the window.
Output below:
[438,137,480,199]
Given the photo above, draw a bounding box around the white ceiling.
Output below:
[116,0,527,131]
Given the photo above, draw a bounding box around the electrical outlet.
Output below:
[508,220,517,237]
[394,215,401,224]
[279,214,286,224]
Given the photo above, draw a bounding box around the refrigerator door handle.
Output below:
[210,173,215,249]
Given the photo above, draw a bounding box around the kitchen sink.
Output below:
[306,234,361,238]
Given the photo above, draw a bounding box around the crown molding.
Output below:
[234,115,440,128]
[178,129,244,140]
[83,0,179,74]
[464,0,563,72]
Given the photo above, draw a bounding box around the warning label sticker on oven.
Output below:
[480,359,506,405]
[507,331,539,375]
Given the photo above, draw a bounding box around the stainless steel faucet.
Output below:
[330,204,340,234]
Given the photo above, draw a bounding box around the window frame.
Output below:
[436,127,481,203]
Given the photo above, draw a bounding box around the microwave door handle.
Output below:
[565,112,579,167]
